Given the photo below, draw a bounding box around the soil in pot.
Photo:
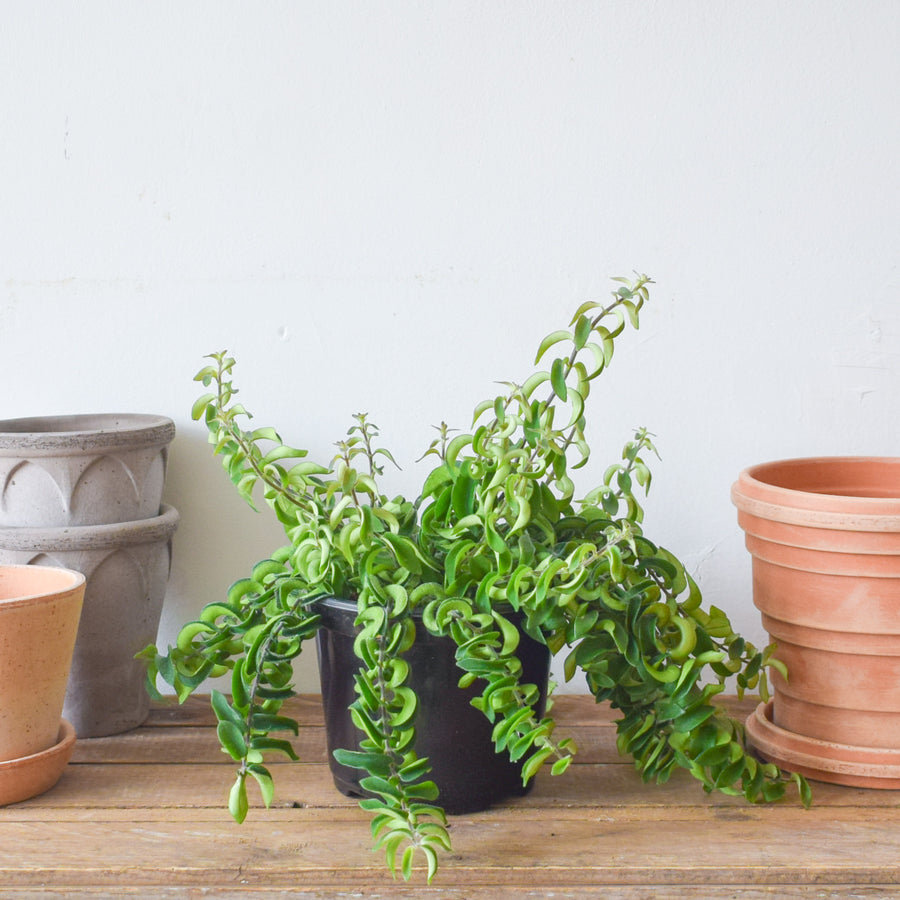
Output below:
[315,597,551,815]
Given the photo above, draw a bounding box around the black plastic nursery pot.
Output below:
[314,597,552,815]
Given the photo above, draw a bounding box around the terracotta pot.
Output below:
[732,456,900,787]
[315,597,551,814]
[0,505,179,737]
[0,565,84,764]
[0,413,175,526]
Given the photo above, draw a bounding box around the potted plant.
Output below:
[142,275,809,882]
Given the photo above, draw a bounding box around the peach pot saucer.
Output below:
[0,719,76,806]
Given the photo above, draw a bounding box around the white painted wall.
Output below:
[2,2,898,693]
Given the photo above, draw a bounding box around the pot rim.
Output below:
[0,504,180,551]
[732,456,900,531]
[0,564,85,606]
[312,595,525,618]
[0,414,175,455]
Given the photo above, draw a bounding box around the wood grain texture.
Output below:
[0,694,898,898]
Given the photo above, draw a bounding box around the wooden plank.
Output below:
[15,760,893,811]
[142,693,760,728]
[3,693,896,896]
[144,694,327,728]
[2,888,899,900]
[71,727,331,765]
[74,693,758,766]
[70,723,621,766]
[0,807,899,888]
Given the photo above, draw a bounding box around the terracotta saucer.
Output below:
[746,701,900,789]
[0,719,76,806]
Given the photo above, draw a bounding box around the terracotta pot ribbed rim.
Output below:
[732,456,900,532]
[0,414,175,455]
[0,504,180,551]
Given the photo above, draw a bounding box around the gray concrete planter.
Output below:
[0,505,180,737]
[0,414,175,527]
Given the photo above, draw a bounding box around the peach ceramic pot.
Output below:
[732,457,900,788]
[0,565,84,761]
[0,413,174,527]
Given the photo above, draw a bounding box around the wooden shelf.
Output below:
[1,694,899,897]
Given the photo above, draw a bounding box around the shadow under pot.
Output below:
[314,596,551,815]
[0,505,179,737]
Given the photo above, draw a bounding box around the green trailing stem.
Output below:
[141,273,810,884]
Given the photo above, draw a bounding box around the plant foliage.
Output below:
[142,274,810,882]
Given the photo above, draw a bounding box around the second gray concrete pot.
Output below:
[0,505,180,737]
